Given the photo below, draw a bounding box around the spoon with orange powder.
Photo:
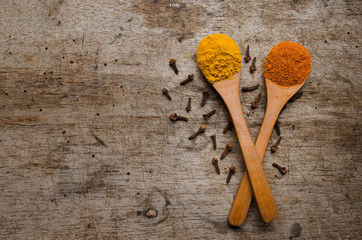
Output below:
[228,41,312,226]
[197,34,278,223]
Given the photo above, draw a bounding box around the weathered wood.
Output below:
[0,0,361,239]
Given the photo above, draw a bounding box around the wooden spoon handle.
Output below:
[228,101,283,226]
[226,97,278,223]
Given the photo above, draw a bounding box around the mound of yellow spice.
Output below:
[196,34,242,84]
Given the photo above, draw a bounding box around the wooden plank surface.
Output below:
[0,0,361,239]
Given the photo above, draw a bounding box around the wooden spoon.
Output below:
[228,79,307,226]
[212,72,278,223]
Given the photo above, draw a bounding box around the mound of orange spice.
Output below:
[264,41,311,87]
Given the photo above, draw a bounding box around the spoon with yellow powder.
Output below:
[197,34,278,223]
[228,41,312,226]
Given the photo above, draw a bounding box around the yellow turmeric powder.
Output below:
[196,34,242,84]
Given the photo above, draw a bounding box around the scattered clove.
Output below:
[180,74,194,86]
[210,134,216,150]
[226,166,236,184]
[188,125,206,140]
[186,97,191,112]
[274,119,281,136]
[169,113,188,122]
[288,91,303,102]
[242,84,259,92]
[272,163,288,174]
[200,89,209,107]
[249,57,257,73]
[251,93,262,109]
[244,45,251,63]
[169,59,178,75]
[212,157,220,174]
[271,137,282,153]
[162,88,171,101]
[223,121,233,134]
[220,143,233,160]
[203,109,216,120]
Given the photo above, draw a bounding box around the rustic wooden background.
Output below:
[0,0,361,239]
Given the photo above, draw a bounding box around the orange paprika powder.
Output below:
[264,41,311,87]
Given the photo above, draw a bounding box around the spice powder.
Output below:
[264,41,312,87]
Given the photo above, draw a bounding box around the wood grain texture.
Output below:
[0,0,361,239]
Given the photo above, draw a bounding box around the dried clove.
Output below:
[271,137,282,153]
[251,93,262,109]
[210,134,216,150]
[274,119,281,136]
[203,109,216,120]
[244,45,251,63]
[288,91,303,102]
[220,143,233,160]
[242,84,259,92]
[169,113,188,122]
[169,59,178,75]
[212,157,220,174]
[272,163,288,174]
[249,57,257,73]
[186,97,191,112]
[223,121,233,134]
[226,166,236,184]
[188,125,206,140]
[180,74,194,86]
[162,88,171,101]
[200,89,209,107]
